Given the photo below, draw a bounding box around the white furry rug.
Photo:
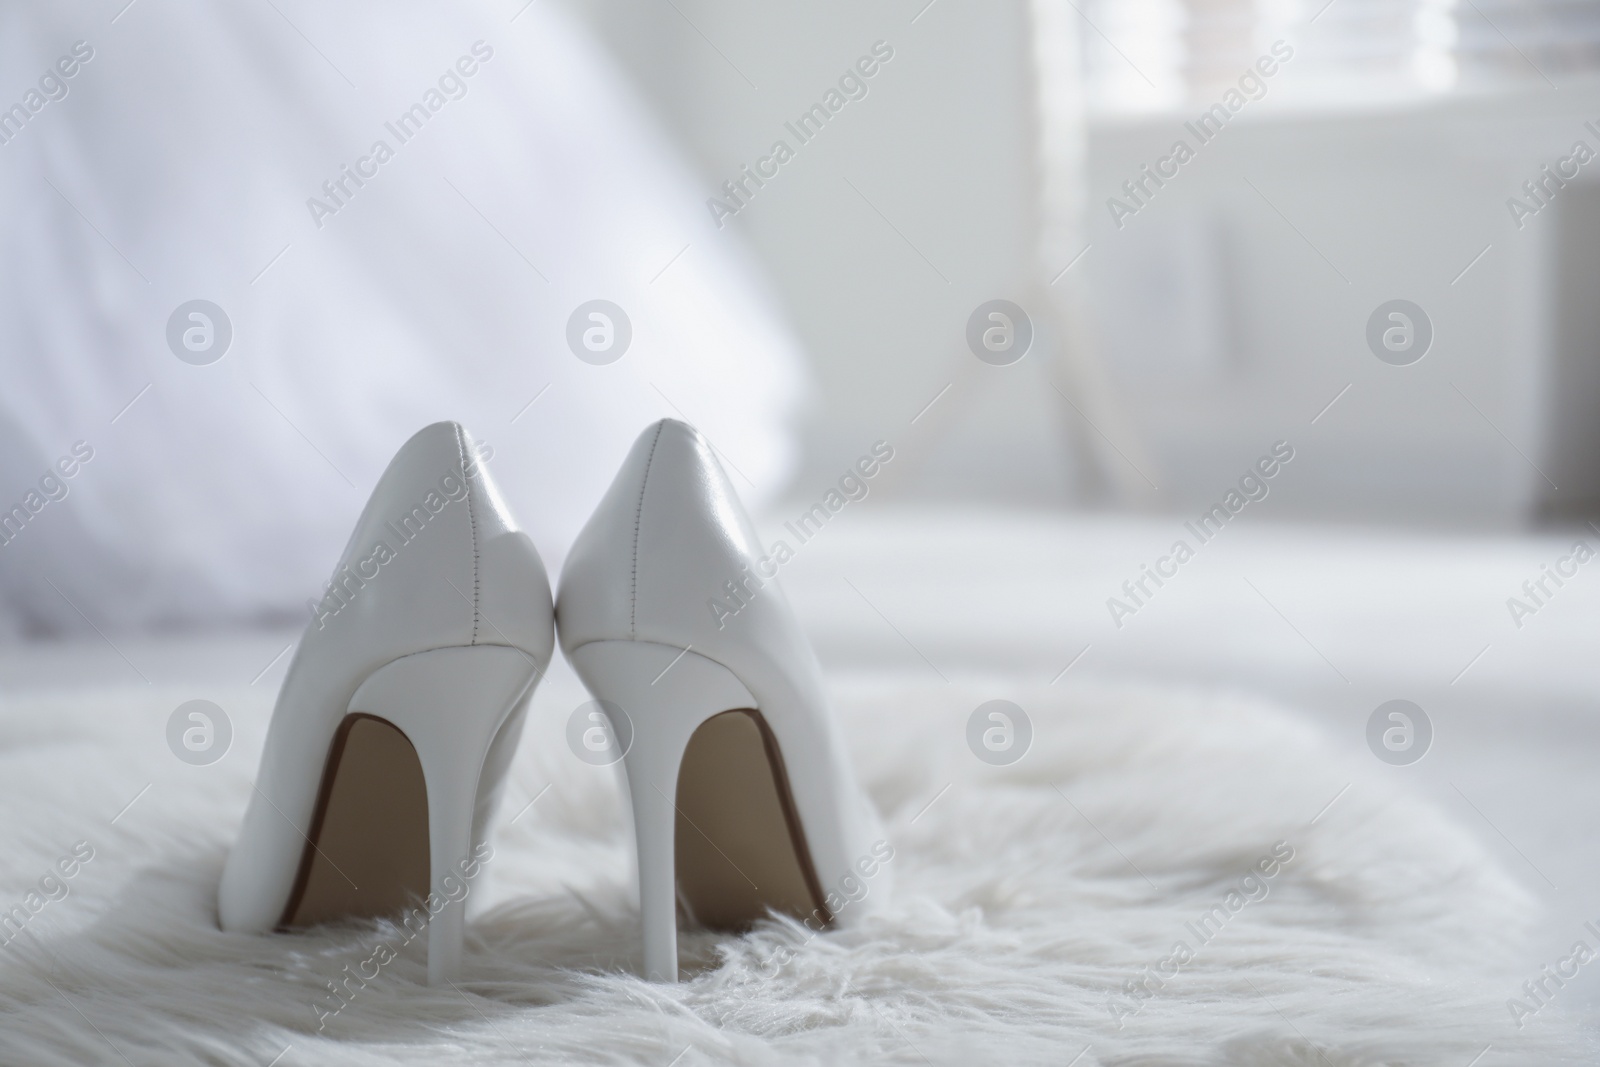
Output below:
[0,668,1590,1066]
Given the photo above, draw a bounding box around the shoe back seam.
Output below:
[631,421,667,639]
[455,424,481,645]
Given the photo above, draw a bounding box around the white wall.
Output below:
[1086,86,1600,526]
[563,0,1600,525]
[556,0,1075,503]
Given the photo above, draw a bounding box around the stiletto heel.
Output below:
[220,422,554,986]
[568,640,762,980]
[344,645,539,984]
[559,420,889,981]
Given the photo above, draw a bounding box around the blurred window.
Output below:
[1079,0,1600,114]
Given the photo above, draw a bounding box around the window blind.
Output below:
[1076,0,1600,114]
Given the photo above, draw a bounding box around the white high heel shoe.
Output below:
[218,422,553,986]
[558,419,890,981]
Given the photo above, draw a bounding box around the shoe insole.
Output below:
[674,710,826,930]
[280,714,430,928]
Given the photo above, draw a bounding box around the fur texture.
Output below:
[0,669,1589,1065]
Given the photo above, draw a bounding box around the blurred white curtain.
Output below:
[1028,0,1161,505]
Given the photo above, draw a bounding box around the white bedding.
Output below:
[781,508,1600,1011]
[0,509,1596,1061]
[0,0,805,638]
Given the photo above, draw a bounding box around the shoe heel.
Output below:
[347,645,538,985]
[567,640,757,981]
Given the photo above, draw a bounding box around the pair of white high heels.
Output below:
[217,419,887,985]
